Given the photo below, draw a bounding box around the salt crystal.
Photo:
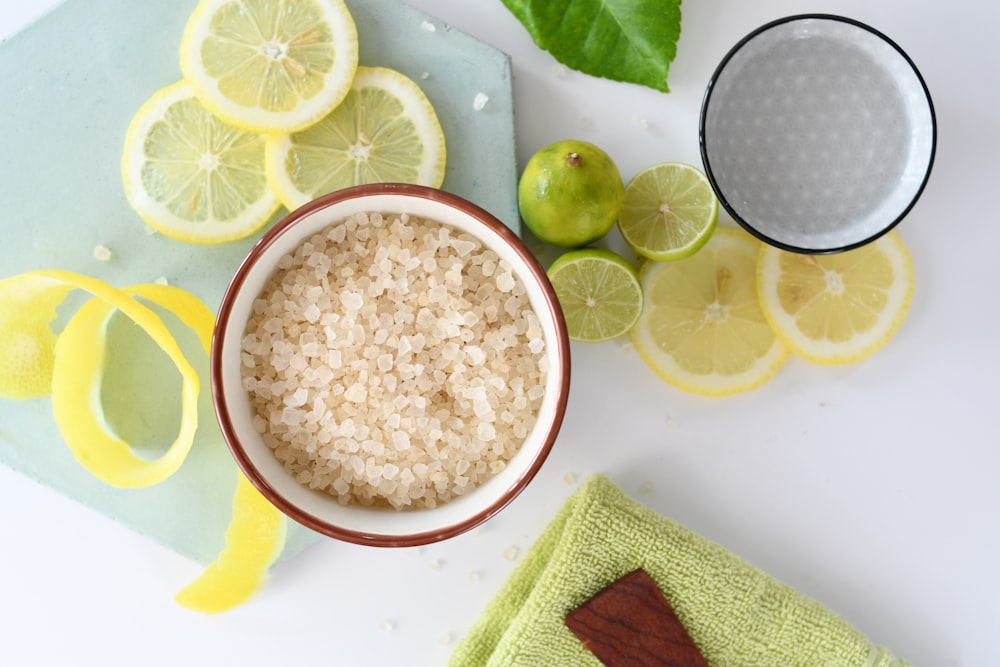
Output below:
[304,303,321,323]
[496,271,515,293]
[377,353,394,372]
[340,290,364,311]
[287,388,309,408]
[450,238,478,256]
[472,92,490,111]
[92,245,112,262]
[421,19,436,32]
[392,431,410,451]
[344,383,367,403]
[465,345,486,366]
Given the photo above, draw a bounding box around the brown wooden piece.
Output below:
[565,569,710,667]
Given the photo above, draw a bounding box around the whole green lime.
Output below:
[518,140,624,247]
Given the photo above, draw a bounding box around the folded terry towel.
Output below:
[449,474,909,667]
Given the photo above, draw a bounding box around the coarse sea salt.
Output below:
[241,212,548,510]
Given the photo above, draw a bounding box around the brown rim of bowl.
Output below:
[210,182,571,547]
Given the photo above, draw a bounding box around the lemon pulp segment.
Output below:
[757,231,914,364]
[631,229,788,395]
[121,80,281,244]
[180,0,359,133]
[266,66,447,210]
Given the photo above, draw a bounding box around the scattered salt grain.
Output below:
[379,620,395,632]
[92,245,112,262]
[421,19,436,32]
[473,92,490,111]
[501,545,519,561]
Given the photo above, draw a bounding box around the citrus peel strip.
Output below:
[49,278,213,488]
[175,473,287,614]
[0,274,73,400]
[1,269,286,611]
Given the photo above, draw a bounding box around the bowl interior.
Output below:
[212,186,568,546]
[700,15,935,253]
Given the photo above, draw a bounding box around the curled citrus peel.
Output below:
[51,279,209,488]
[0,270,285,612]
[175,474,287,614]
[0,274,73,400]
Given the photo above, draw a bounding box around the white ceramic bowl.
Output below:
[211,183,571,546]
[700,14,936,253]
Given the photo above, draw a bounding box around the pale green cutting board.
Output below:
[0,0,518,565]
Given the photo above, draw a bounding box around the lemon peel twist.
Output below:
[175,474,287,614]
[0,270,285,612]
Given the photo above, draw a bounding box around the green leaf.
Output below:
[500,0,682,93]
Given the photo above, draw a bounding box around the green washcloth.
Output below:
[449,475,909,667]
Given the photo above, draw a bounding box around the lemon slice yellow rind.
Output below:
[121,80,281,245]
[179,0,360,134]
[266,65,447,210]
[630,228,789,396]
[757,230,915,365]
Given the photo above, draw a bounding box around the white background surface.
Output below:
[1,1,997,665]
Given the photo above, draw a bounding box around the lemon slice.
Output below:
[121,80,281,244]
[618,162,719,261]
[179,0,359,133]
[630,228,788,396]
[757,231,915,365]
[266,65,447,210]
[175,474,286,614]
[547,248,643,342]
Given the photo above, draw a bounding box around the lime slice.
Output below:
[618,162,719,261]
[121,80,281,244]
[266,66,447,210]
[179,0,359,133]
[757,230,915,365]
[630,228,788,395]
[547,248,643,342]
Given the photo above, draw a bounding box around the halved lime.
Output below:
[618,162,719,261]
[547,248,643,342]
